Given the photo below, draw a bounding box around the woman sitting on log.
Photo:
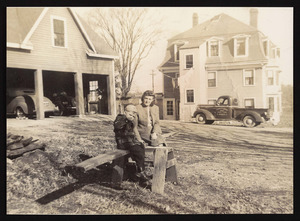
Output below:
[134,90,166,147]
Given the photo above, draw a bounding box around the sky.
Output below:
[74,7,293,93]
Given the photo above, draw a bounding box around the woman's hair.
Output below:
[141,90,156,106]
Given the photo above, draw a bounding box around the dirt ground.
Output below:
[6,114,293,214]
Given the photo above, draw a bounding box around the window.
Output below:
[174,44,179,61]
[244,98,255,108]
[51,16,67,47]
[173,43,184,61]
[185,55,193,69]
[263,39,269,56]
[276,48,280,58]
[208,99,216,105]
[266,69,280,86]
[275,48,280,58]
[186,89,194,103]
[272,48,280,58]
[268,97,274,111]
[243,69,255,86]
[89,81,98,92]
[208,40,220,57]
[208,71,217,87]
[267,70,274,85]
[276,71,280,85]
[216,97,229,106]
[233,35,249,57]
[167,101,174,115]
[236,38,246,56]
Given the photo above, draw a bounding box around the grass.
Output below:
[6,113,293,214]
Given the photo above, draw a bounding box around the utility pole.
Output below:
[150,69,156,92]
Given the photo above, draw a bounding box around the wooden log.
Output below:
[165,150,178,183]
[7,142,24,150]
[7,136,24,147]
[111,156,127,185]
[166,158,176,169]
[7,142,46,158]
[145,146,171,152]
[75,149,130,172]
[151,148,168,194]
[22,137,33,147]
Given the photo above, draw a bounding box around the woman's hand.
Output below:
[151,132,157,140]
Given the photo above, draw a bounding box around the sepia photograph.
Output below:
[6,7,293,214]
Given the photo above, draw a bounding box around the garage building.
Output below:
[7,7,118,119]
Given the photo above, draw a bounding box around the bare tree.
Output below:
[88,8,163,98]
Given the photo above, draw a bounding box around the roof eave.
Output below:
[86,51,118,59]
[22,8,49,46]
[205,59,269,69]
[7,42,33,50]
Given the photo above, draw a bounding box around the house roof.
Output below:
[159,49,179,69]
[7,7,118,58]
[160,13,270,69]
[75,14,118,57]
[170,13,257,42]
[7,7,44,44]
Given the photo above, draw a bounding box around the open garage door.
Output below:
[42,71,76,116]
[83,74,108,114]
[7,68,35,90]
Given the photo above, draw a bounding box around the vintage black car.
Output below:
[52,92,76,116]
[193,96,271,127]
[6,88,57,118]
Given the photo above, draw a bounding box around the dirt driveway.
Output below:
[6,115,293,214]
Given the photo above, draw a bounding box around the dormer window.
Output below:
[51,16,67,48]
[262,39,269,57]
[233,35,250,57]
[174,44,179,61]
[173,42,184,62]
[273,47,280,58]
[206,37,222,57]
[210,40,219,56]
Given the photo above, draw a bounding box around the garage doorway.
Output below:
[42,71,75,99]
[6,68,35,90]
[42,71,76,116]
[82,74,108,114]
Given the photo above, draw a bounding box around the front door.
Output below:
[163,98,176,120]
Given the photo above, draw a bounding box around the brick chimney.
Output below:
[250,8,258,28]
[193,13,198,27]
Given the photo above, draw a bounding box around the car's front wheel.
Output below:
[243,115,257,128]
[16,107,26,118]
[195,113,206,124]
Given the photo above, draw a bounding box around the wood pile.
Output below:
[6,132,46,159]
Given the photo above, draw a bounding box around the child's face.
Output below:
[125,110,136,121]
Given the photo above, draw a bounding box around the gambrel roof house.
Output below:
[7,7,118,119]
[159,9,282,123]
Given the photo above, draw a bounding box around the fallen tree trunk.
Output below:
[7,142,46,159]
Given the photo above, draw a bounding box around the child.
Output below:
[113,104,150,186]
